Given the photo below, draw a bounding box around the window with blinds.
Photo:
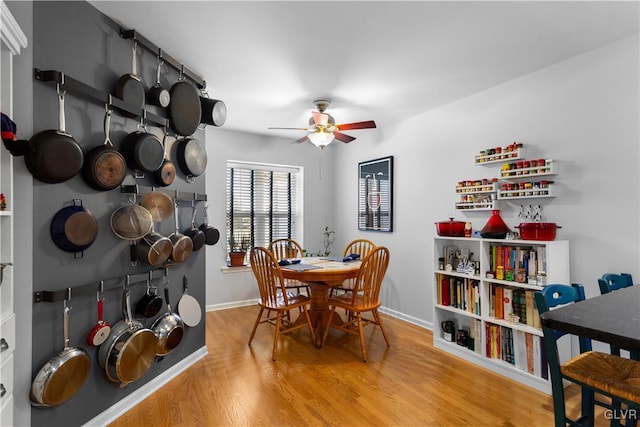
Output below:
[226,161,303,257]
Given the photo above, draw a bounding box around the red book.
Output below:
[441,278,450,306]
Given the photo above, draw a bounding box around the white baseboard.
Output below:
[82,346,208,427]
[206,299,256,312]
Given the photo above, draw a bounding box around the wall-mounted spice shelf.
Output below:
[475,144,525,165]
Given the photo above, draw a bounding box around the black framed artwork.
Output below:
[358,156,393,232]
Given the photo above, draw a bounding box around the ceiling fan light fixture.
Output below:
[308,129,334,149]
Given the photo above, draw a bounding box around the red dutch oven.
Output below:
[516,222,561,241]
[435,218,466,237]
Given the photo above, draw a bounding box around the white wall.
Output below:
[332,34,639,327]
[203,128,335,308]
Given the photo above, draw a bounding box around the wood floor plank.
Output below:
[109,305,614,427]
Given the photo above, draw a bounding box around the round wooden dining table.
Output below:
[280,257,361,347]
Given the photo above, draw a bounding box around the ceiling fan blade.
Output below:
[291,135,310,144]
[311,112,329,127]
[335,120,377,131]
[268,127,310,131]
[333,131,356,143]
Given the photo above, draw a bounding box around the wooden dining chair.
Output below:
[330,238,376,296]
[322,246,390,362]
[248,246,315,361]
[268,238,310,295]
[535,284,640,427]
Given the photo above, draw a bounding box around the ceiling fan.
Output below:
[268,100,376,149]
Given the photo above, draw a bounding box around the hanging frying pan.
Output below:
[82,106,127,191]
[184,203,205,251]
[147,56,170,108]
[152,272,185,356]
[25,85,84,184]
[199,204,220,246]
[136,271,163,318]
[30,292,91,407]
[87,283,111,347]
[168,76,201,137]
[50,199,98,257]
[139,190,174,223]
[153,129,176,187]
[114,40,145,118]
[121,119,164,174]
[169,199,193,263]
[199,94,227,127]
[178,276,202,327]
[176,136,207,181]
[99,281,157,387]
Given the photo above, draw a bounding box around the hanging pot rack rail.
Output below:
[120,185,207,203]
[34,68,168,128]
[33,269,165,303]
[119,29,205,90]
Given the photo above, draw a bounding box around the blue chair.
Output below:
[535,284,640,427]
[598,274,639,361]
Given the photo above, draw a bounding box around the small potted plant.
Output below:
[228,232,251,267]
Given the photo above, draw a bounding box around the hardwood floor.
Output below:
[109,306,611,427]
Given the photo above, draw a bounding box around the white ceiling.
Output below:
[90,1,640,143]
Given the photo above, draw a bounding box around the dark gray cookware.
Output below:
[114,40,145,118]
[136,271,163,318]
[199,95,227,127]
[82,107,126,191]
[50,199,98,256]
[184,204,205,251]
[25,87,83,184]
[169,199,193,263]
[30,294,91,407]
[147,57,170,108]
[152,272,185,356]
[121,122,164,173]
[176,136,207,180]
[153,130,176,187]
[168,79,201,137]
[199,204,220,246]
[99,282,157,387]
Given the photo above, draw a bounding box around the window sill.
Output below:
[221,265,251,274]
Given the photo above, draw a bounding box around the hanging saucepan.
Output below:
[152,271,185,356]
[110,196,154,264]
[169,199,193,263]
[136,271,163,318]
[99,280,157,387]
[184,203,205,251]
[30,292,91,407]
[50,199,98,258]
[139,190,174,223]
[168,74,201,137]
[153,129,176,187]
[121,119,165,174]
[136,229,173,266]
[86,283,111,347]
[176,136,207,181]
[25,85,84,184]
[199,93,227,127]
[114,40,145,118]
[147,56,170,108]
[199,204,220,246]
[82,105,127,191]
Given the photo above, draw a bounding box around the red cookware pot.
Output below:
[516,222,561,241]
[435,218,466,237]
[87,284,111,347]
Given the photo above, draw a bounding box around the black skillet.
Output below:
[168,77,201,137]
[114,40,145,118]
[25,87,84,184]
[82,106,126,191]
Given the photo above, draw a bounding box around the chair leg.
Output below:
[357,313,367,362]
[322,308,336,347]
[581,387,595,426]
[303,307,316,344]
[272,312,282,361]
[248,307,264,345]
[373,309,391,347]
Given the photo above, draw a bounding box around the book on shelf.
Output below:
[485,323,548,379]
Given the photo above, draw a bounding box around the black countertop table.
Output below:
[540,285,640,353]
